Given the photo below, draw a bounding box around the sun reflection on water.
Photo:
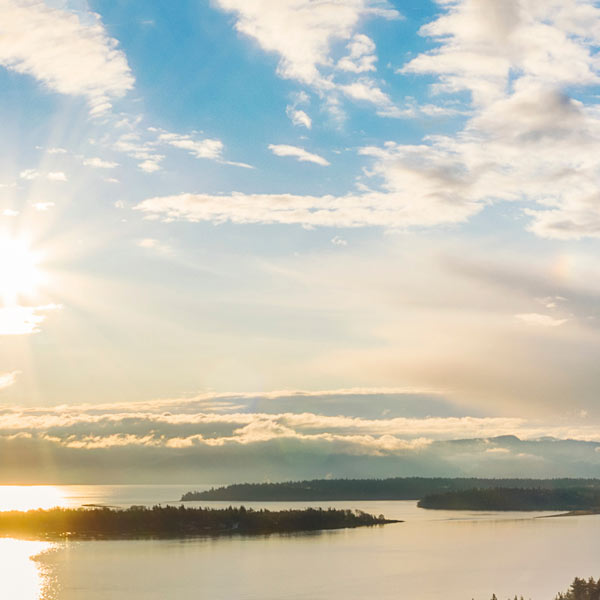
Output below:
[0,538,55,600]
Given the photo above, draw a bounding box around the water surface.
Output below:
[1,485,597,600]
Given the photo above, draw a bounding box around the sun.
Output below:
[0,237,44,305]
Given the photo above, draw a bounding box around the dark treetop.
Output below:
[0,505,400,540]
[486,576,600,600]
[181,478,600,502]
[417,487,600,511]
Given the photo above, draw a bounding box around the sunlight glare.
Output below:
[0,486,68,512]
[0,539,53,600]
[0,237,44,305]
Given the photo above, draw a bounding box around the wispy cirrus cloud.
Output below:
[133,188,479,228]
[113,126,252,173]
[515,313,569,328]
[268,144,330,166]
[286,91,312,128]
[0,0,133,114]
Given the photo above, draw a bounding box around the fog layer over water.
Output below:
[1,485,598,600]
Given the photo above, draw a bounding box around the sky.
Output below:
[1,0,600,483]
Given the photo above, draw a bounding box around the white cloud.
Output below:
[0,0,133,114]
[19,169,39,180]
[138,160,162,173]
[113,132,165,173]
[0,304,61,336]
[33,202,55,212]
[2,209,18,217]
[331,236,348,246]
[485,447,510,455]
[136,238,172,255]
[515,313,569,328]
[7,388,600,456]
[337,34,377,73]
[339,78,394,110]
[387,0,600,239]
[0,371,19,391]
[83,157,119,169]
[286,107,312,129]
[134,187,478,229]
[158,133,224,160]
[47,171,67,182]
[268,144,330,166]
[286,91,312,128]
[113,127,249,172]
[19,170,68,182]
[214,0,401,116]
[134,137,483,229]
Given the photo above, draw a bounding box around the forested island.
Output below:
[417,487,600,511]
[0,505,399,540]
[181,477,600,502]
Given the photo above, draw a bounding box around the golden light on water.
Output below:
[0,539,53,600]
[0,487,65,599]
[0,486,68,512]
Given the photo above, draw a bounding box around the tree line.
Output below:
[487,576,600,599]
[182,477,600,502]
[0,505,399,540]
[418,487,600,511]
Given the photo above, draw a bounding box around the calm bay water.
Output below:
[1,485,599,600]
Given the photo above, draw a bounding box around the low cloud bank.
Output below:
[3,389,600,483]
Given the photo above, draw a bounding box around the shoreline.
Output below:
[0,505,402,542]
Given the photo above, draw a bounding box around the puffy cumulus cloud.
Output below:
[214,0,400,117]
[215,0,398,86]
[337,34,377,74]
[403,0,600,105]
[139,4,600,234]
[268,144,330,166]
[0,0,133,114]
[389,0,600,239]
